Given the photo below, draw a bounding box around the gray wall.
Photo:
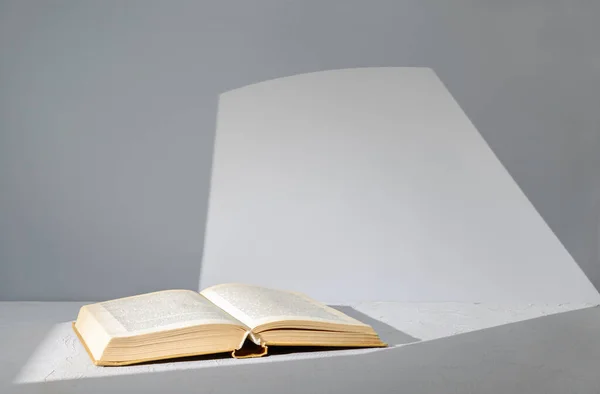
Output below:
[1,0,599,301]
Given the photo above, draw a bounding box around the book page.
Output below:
[87,289,245,337]
[200,283,368,330]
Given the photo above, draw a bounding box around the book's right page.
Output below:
[200,283,371,332]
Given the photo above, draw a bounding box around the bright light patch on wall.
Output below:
[199,67,600,303]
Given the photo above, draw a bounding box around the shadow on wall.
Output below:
[329,305,420,347]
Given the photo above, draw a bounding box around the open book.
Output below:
[73,283,387,366]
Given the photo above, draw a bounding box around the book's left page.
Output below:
[86,289,244,336]
[74,289,250,365]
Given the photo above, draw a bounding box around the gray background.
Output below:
[1,0,599,301]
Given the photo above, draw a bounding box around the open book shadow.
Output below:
[268,305,421,356]
[240,305,420,358]
[13,307,600,394]
[126,352,232,366]
[328,305,420,347]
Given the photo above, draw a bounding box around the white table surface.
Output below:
[2,301,600,393]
